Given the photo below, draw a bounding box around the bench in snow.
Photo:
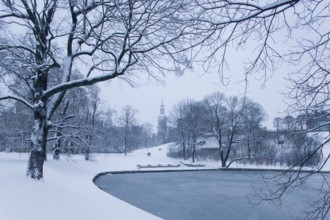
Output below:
[180,161,206,167]
[136,164,181,169]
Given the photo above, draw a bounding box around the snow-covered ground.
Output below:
[0,144,176,220]
[1,142,330,220]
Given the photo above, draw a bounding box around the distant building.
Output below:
[157,99,168,143]
[306,112,330,132]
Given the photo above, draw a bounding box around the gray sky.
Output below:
[98,16,299,132]
[99,56,290,131]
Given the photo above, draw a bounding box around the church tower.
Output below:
[157,99,168,144]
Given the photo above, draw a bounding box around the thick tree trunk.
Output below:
[192,137,197,163]
[221,125,237,168]
[26,106,47,179]
[27,148,44,179]
[220,150,226,168]
[27,19,49,178]
[218,132,227,167]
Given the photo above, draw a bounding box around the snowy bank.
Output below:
[0,144,179,220]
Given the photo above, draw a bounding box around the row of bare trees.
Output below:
[168,92,322,169]
[0,94,156,159]
[169,92,265,167]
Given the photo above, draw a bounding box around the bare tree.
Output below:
[204,93,265,167]
[184,100,206,162]
[219,96,244,167]
[171,101,190,160]
[119,105,137,156]
[283,115,295,131]
[45,82,100,160]
[203,92,227,166]
[170,99,206,162]
[51,100,72,160]
[273,117,283,139]
[97,107,118,152]
[241,99,266,159]
[82,85,100,160]
[141,123,153,150]
[0,100,32,152]
[0,0,202,179]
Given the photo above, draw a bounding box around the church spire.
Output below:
[157,98,168,144]
[160,98,165,115]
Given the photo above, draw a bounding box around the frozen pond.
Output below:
[94,170,326,220]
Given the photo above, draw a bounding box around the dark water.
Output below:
[94,170,327,220]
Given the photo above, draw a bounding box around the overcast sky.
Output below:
[99,50,290,132]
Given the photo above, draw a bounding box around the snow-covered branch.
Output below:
[198,0,299,25]
[0,44,35,55]
[43,69,123,101]
[0,95,33,110]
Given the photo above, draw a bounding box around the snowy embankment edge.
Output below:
[93,167,330,185]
